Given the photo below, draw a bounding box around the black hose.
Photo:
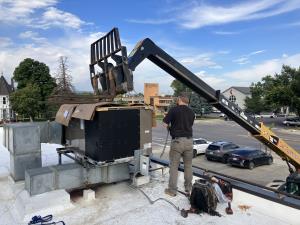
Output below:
[129,185,179,211]
[160,129,170,158]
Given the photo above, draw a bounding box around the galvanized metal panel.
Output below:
[8,124,40,155]
[56,163,84,189]
[10,152,42,181]
[8,125,13,152]
[3,124,8,148]
[49,121,63,144]
[87,166,104,184]
[25,162,131,195]
[106,163,130,183]
[25,166,55,195]
[65,119,85,151]
[139,109,152,155]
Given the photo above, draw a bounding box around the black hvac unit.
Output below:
[84,109,140,162]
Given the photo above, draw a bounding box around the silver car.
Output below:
[283,117,300,126]
[205,141,239,163]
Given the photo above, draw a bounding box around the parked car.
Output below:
[228,148,273,170]
[254,114,262,119]
[283,117,300,126]
[205,141,239,163]
[255,113,276,119]
[193,138,212,157]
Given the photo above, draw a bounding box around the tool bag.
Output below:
[189,179,219,215]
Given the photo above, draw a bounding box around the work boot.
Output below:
[164,188,176,197]
[226,207,233,215]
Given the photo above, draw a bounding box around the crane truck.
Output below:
[89,28,300,197]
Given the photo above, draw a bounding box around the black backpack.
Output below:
[189,179,219,216]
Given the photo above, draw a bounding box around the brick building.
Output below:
[144,83,174,113]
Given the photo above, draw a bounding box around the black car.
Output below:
[228,149,273,169]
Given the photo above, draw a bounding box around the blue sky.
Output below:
[0,0,300,94]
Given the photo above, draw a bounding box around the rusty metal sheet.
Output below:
[95,104,151,112]
[55,104,78,126]
[71,102,121,120]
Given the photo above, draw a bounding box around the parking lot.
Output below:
[152,119,300,186]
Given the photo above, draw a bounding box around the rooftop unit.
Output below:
[55,103,153,162]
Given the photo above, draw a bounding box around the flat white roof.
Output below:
[0,131,299,225]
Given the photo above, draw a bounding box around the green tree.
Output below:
[10,84,42,121]
[170,79,212,115]
[170,80,190,96]
[245,81,271,114]
[13,58,56,99]
[245,65,300,116]
[12,58,56,119]
[290,68,300,116]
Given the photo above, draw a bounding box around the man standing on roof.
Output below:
[163,93,195,197]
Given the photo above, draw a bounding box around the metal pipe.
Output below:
[150,156,300,210]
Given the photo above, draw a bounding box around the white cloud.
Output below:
[233,57,250,65]
[0,0,57,24]
[0,31,176,93]
[209,65,223,69]
[197,70,206,76]
[218,50,231,55]
[0,1,94,91]
[225,53,300,83]
[233,49,266,65]
[178,0,300,29]
[287,21,300,26]
[196,71,228,90]
[19,31,47,43]
[126,1,300,29]
[213,31,239,35]
[0,37,12,48]
[0,0,85,30]
[133,59,174,94]
[249,50,266,55]
[35,7,85,29]
[179,54,220,68]
[19,31,36,39]
[126,18,174,25]
[0,32,102,91]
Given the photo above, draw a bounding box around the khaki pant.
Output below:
[168,137,193,194]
